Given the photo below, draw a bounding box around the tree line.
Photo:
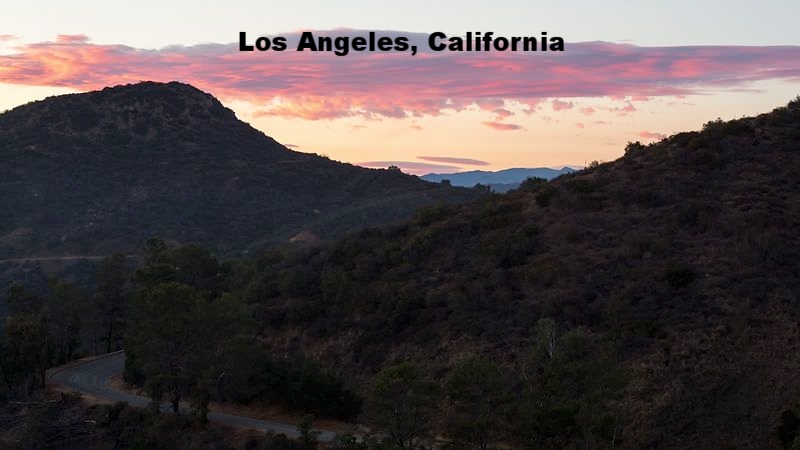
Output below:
[0,253,129,396]
[357,318,627,450]
[0,239,362,423]
[2,238,629,449]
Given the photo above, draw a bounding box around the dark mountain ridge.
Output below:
[234,97,800,448]
[0,81,481,259]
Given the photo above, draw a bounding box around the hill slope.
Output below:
[238,98,800,448]
[0,81,480,259]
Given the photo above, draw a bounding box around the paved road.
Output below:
[48,351,337,441]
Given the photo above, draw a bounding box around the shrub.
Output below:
[535,184,557,207]
[663,262,695,289]
[413,205,449,227]
[777,409,800,449]
[624,141,647,155]
[565,178,595,194]
[519,176,547,191]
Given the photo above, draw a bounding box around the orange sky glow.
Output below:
[1,30,799,174]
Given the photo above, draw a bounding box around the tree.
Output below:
[6,284,43,316]
[127,283,247,414]
[0,336,15,394]
[535,317,558,360]
[777,408,800,449]
[367,362,438,450]
[46,279,87,363]
[169,244,224,296]
[297,414,321,450]
[135,238,177,288]
[624,141,646,155]
[519,176,547,191]
[95,253,129,353]
[128,282,202,413]
[135,241,226,296]
[445,356,508,450]
[1,286,51,396]
[473,183,491,193]
[3,312,51,393]
[515,319,628,450]
[142,237,170,265]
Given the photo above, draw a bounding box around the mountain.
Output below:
[234,98,800,448]
[0,82,482,260]
[420,167,576,191]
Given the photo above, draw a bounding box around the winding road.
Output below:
[48,351,337,441]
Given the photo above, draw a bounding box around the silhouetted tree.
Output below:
[46,279,87,363]
[368,362,438,449]
[445,355,508,449]
[95,254,128,353]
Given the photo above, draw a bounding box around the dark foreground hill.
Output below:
[0,81,480,260]
[234,98,800,448]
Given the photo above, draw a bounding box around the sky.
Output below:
[1,0,799,174]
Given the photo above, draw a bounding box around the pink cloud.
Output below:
[575,122,585,128]
[638,131,666,140]
[56,34,90,44]
[607,101,638,116]
[356,161,461,175]
[475,98,505,111]
[492,107,514,119]
[417,156,490,166]
[0,31,799,121]
[579,106,595,115]
[522,99,543,115]
[483,121,524,131]
[0,35,16,42]
[552,99,574,111]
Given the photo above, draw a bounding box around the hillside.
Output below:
[232,98,800,448]
[0,81,481,260]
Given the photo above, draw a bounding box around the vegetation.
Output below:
[3,93,800,448]
[0,393,331,450]
[367,362,438,449]
[0,81,482,262]
[215,97,800,448]
[444,356,508,450]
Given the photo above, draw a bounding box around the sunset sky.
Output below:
[2,0,799,174]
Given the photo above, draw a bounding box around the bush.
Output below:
[777,409,800,449]
[624,141,647,155]
[535,184,557,207]
[413,205,449,227]
[565,178,595,194]
[663,262,695,289]
[519,176,547,191]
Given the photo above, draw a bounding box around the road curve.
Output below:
[48,351,337,441]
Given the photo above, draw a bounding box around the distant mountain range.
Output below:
[420,167,577,192]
